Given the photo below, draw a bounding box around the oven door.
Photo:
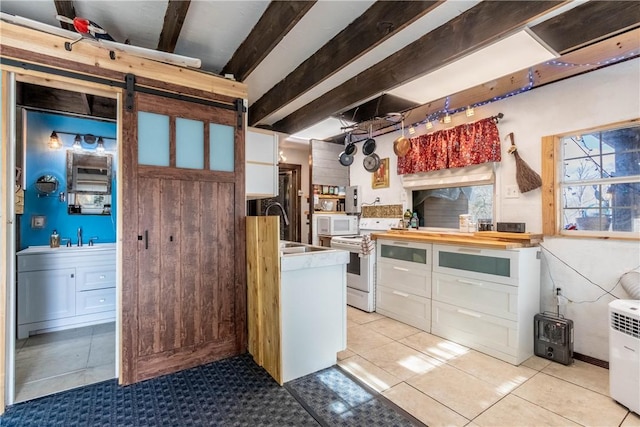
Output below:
[346,252,370,292]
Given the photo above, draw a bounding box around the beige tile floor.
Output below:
[14,322,116,403]
[339,307,640,427]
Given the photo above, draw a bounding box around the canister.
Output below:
[459,214,471,232]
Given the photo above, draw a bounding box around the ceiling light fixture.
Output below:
[96,137,105,153]
[48,131,61,149]
[73,134,83,151]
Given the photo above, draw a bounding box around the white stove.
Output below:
[331,217,402,312]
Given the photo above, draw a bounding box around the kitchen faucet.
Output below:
[265,202,290,226]
[77,227,82,247]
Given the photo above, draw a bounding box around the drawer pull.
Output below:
[457,279,483,287]
[393,266,409,272]
[457,308,482,318]
[99,275,106,280]
[99,298,106,303]
[392,290,410,297]
[391,241,409,246]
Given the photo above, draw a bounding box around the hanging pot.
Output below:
[362,125,376,156]
[344,133,357,156]
[363,153,381,172]
[339,151,354,166]
[393,118,410,157]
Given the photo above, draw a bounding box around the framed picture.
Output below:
[372,157,389,189]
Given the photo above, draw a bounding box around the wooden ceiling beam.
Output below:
[249,0,443,126]
[157,0,191,53]
[271,1,568,135]
[53,0,76,31]
[221,1,317,82]
[530,1,640,54]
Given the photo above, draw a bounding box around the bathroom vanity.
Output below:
[16,244,116,339]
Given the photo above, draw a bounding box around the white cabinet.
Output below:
[431,244,540,365]
[376,239,432,331]
[17,246,116,338]
[246,127,278,199]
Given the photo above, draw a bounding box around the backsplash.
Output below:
[20,111,117,250]
[362,204,403,218]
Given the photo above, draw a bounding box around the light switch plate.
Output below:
[505,185,520,198]
[31,215,46,228]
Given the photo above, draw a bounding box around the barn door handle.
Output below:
[144,230,149,249]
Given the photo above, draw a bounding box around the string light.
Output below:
[408,126,415,135]
[546,51,638,68]
[466,106,475,117]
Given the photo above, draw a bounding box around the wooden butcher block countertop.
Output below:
[371,229,543,249]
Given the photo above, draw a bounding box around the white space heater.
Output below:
[609,299,640,414]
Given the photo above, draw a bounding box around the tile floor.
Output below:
[339,307,640,427]
[14,321,116,403]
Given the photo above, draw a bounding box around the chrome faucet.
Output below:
[77,227,82,247]
[88,236,99,246]
[265,202,290,226]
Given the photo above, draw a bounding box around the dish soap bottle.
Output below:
[403,209,412,228]
[410,212,419,229]
[50,229,60,248]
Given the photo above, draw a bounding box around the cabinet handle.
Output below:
[457,279,483,287]
[392,290,410,297]
[99,298,106,303]
[457,308,482,318]
[144,230,149,250]
[99,275,106,280]
[393,266,409,272]
[391,241,409,246]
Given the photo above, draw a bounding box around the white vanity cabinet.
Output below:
[17,245,116,338]
[431,244,540,365]
[246,127,278,199]
[376,239,432,331]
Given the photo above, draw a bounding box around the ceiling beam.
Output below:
[53,1,76,31]
[249,0,443,126]
[271,1,568,135]
[221,1,317,82]
[156,0,191,53]
[530,0,640,54]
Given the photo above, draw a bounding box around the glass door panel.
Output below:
[138,112,169,166]
[380,244,428,264]
[176,118,204,169]
[209,123,234,172]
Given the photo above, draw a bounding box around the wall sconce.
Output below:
[408,126,416,135]
[425,121,433,130]
[48,131,62,149]
[278,150,287,163]
[443,113,452,124]
[466,106,475,117]
[49,130,116,152]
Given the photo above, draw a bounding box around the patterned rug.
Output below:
[1,354,421,426]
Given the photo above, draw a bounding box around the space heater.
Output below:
[609,299,640,414]
[534,312,574,365]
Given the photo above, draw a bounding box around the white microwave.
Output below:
[316,215,358,236]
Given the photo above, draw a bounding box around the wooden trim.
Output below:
[137,166,236,182]
[541,135,557,236]
[550,118,640,139]
[169,116,176,168]
[0,71,9,415]
[222,1,317,82]
[0,21,248,100]
[234,118,247,354]
[272,1,567,134]
[157,0,191,53]
[248,0,440,125]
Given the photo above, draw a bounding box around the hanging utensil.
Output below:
[363,153,380,172]
[344,133,357,156]
[362,125,376,156]
[339,151,354,166]
[393,118,410,157]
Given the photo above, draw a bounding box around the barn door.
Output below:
[121,91,246,384]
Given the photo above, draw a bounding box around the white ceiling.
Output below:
[0,0,627,141]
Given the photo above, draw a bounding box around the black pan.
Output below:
[362,137,376,156]
[339,151,354,166]
[344,133,357,156]
[363,153,380,172]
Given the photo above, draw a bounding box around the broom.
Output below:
[506,132,542,193]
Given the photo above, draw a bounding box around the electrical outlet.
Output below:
[505,185,520,199]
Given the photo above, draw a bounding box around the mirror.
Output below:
[35,174,59,195]
[67,151,112,194]
[68,193,111,215]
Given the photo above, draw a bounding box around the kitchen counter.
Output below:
[371,229,542,249]
[280,241,349,272]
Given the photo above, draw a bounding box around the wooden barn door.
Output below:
[121,91,246,384]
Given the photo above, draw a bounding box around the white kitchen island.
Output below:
[246,216,349,385]
[280,244,349,383]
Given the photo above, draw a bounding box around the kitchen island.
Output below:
[246,216,349,384]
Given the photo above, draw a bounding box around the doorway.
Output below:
[249,163,302,242]
[9,79,119,403]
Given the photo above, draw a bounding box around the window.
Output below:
[542,121,640,238]
[412,184,494,229]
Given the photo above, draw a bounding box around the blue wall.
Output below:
[21,111,117,249]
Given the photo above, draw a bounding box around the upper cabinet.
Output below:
[246,127,278,199]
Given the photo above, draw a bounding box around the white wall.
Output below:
[349,58,640,361]
[278,143,311,243]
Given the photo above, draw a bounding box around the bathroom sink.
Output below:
[18,243,117,255]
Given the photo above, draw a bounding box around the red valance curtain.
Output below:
[397,117,501,175]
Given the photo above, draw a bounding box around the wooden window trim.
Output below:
[541,118,640,240]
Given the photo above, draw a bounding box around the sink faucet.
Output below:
[77,227,82,247]
[88,236,99,246]
[265,202,290,226]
